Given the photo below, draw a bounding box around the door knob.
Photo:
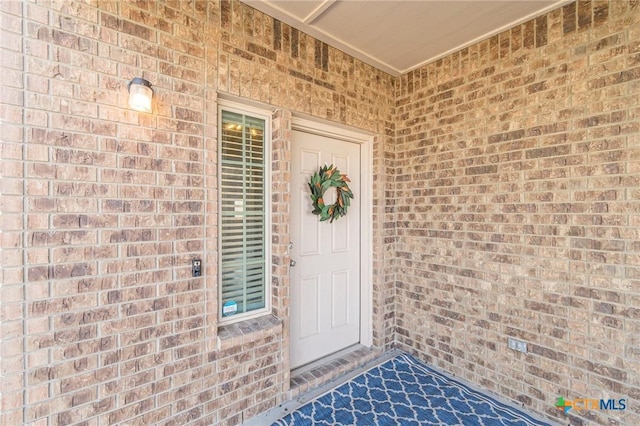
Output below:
[289,259,296,267]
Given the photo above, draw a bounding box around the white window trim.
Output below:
[217,99,272,325]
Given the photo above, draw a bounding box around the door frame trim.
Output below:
[291,116,374,348]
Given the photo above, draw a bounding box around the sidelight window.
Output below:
[218,103,270,323]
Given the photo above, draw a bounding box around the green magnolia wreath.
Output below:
[308,164,354,223]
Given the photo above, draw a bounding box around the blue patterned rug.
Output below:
[273,353,551,425]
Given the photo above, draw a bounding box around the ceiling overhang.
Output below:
[241,0,570,76]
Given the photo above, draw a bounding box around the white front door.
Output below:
[289,129,361,369]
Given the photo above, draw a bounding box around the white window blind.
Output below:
[219,109,268,320]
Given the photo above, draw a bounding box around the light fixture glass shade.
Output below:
[128,77,153,112]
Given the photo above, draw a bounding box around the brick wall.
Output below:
[0,0,394,424]
[3,0,639,425]
[394,1,640,424]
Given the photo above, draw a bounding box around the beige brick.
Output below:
[2,0,639,425]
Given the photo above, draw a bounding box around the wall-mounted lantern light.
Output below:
[127,77,153,112]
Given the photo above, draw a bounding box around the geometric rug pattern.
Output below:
[273,353,552,425]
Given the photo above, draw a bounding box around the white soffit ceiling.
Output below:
[241,0,569,76]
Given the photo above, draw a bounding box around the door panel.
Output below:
[299,274,320,338]
[331,270,349,328]
[331,219,348,252]
[290,130,361,369]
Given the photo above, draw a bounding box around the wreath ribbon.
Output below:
[308,164,354,223]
